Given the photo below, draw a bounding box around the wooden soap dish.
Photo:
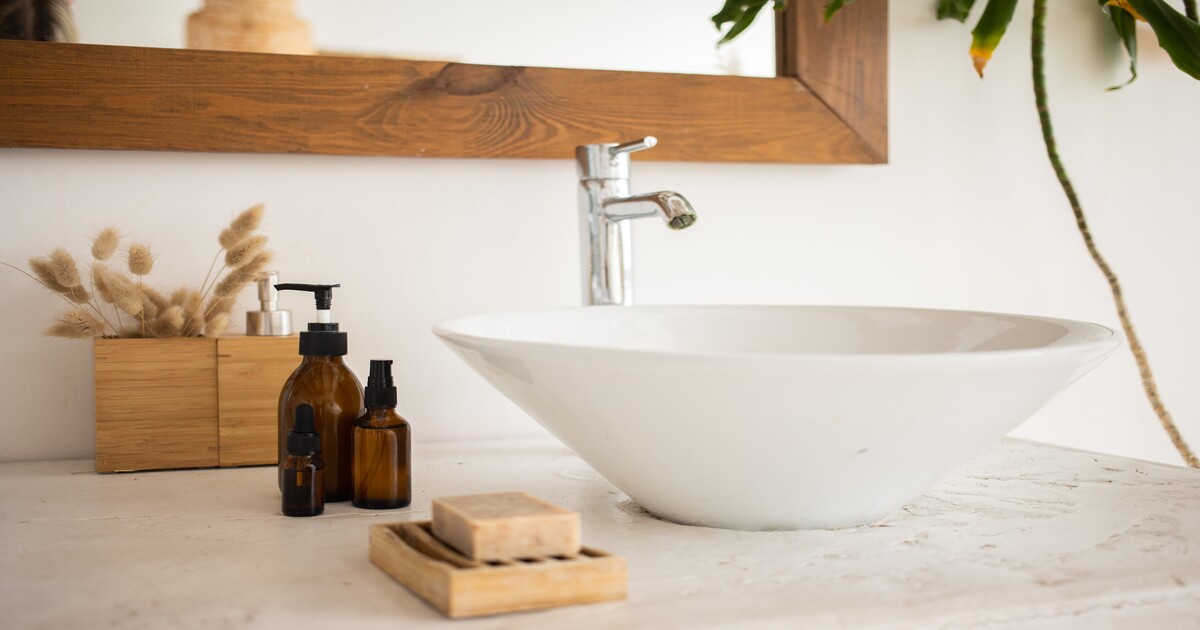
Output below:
[369,521,627,618]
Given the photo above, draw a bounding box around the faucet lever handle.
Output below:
[609,136,657,157]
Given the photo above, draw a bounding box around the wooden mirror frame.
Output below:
[0,0,886,163]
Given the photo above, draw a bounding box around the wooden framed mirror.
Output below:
[0,0,886,163]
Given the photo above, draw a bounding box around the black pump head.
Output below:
[274,282,348,356]
[287,404,321,455]
[275,283,340,310]
[364,359,397,409]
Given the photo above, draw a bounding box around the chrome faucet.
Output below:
[576,137,697,306]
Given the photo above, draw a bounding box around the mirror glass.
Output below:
[72,0,777,77]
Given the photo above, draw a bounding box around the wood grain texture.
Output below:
[781,0,889,161]
[370,521,626,619]
[0,2,887,165]
[93,338,219,472]
[215,335,296,467]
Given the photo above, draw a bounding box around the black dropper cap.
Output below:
[274,283,347,356]
[287,404,321,455]
[364,359,397,409]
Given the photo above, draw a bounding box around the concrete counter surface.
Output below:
[1,438,1198,628]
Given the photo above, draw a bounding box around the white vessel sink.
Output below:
[434,305,1119,530]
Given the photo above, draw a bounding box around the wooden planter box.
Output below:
[93,335,297,472]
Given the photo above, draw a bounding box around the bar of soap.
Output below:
[431,492,581,561]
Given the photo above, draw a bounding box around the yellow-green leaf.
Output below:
[970,0,1019,77]
[1107,0,1145,22]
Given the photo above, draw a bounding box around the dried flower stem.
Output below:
[1,262,117,334]
[16,203,270,340]
[137,278,146,338]
[198,248,224,300]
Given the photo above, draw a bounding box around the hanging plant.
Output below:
[713,0,1200,467]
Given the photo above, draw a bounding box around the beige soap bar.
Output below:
[431,492,581,561]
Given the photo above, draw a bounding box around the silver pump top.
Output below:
[246,271,294,336]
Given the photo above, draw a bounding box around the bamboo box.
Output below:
[92,334,297,472]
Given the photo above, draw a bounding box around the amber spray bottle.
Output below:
[353,359,411,509]
[282,404,324,517]
[275,283,363,502]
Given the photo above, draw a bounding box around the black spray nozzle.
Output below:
[275,283,340,310]
[368,359,394,388]
[365,359,397,409]
[287,403,321,455]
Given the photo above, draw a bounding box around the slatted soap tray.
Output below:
[369,521,627,618]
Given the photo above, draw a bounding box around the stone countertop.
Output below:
[1,438,1198,629]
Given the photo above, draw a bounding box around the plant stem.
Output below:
[1,262,118,336]
[1031,0,1198,468]
[138,279,146,338]
[199,248,224,297]
[1186,0,1197,23]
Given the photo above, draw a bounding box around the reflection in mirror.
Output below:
[71,0,776,77]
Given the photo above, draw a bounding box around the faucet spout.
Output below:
[576,137,695,306]
[603,192,697,230]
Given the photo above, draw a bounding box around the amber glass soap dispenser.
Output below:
[275,283,363,502]
[353,359,411,509]
[282,404,324,517]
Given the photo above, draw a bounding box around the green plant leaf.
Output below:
[824,0,858,23]
[1126,0,1200,80]
[1098,0,1139,90]
[937,0,978,22]
[970,0,1020,77]
[713,0,748,29]
[712,0,786,45]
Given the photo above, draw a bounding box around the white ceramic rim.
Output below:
[432,304,1121,365]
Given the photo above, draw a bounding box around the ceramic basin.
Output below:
[434,305,1119,530]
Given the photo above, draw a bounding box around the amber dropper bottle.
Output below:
[282,404,324,517]
[353,360,411,509]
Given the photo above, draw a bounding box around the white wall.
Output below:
[2,1,1198,466]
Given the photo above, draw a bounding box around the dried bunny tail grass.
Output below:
[205,312,231,338]
[66,285,93,305]
[28,255,90,306]
[149,305,186,338]
[184,289,203,313]
[29,257,70,293]
[218,204,265,249]
[141,285,169,312]
[127,242,155,276]
[177,289,204,336]
[169,287,191,306]
[92,263,114,303]
[49,248,83,288]
[45,308,107,338]
[224,235,268,268]
[140,291,160,319]
[205,296,235,324]
[91,227,121,261]
[214,252,273,298]
[95,265,142,315]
